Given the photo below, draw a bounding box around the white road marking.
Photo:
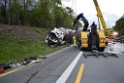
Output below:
[55,51,83,83]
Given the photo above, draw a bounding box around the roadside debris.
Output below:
[0,67,4,74]
[0,56,45,74]
[83,51,118,58]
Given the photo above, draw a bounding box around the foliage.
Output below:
[0,25,66,64]
[0,0,82,28]
[114,16,124,36]
[9,0,22,24]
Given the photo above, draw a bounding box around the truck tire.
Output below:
[98,47,105,52]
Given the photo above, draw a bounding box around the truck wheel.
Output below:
[79,43,83,50]
[106,41,108,46]
[88,35,92,51]
[81,48,88,51]
[78,40,84,51]
[98,47,105,52]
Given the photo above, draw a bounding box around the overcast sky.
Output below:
[62,0,124,28]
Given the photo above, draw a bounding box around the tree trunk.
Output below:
[24,0,26,25]
[8,0,12,24]
[4,0,7,24]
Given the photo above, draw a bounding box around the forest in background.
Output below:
[0,0,81,28]
[0,0,124,36]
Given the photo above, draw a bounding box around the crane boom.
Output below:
[93,0,107,30]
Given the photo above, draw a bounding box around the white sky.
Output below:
[62,0,124,28]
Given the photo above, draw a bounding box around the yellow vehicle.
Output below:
[74,0,107,51]
[80,22,106,52]
[93,0,113,38]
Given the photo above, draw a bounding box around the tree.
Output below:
[9,0,22,25]
[62,7,82,28]
[0,0,7,24]
[114,16,124,36]
[0,0,80,29]
[8,0,12,24]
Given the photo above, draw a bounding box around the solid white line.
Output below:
[55,51,83,83]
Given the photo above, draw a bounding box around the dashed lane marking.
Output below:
[75,64,85,83]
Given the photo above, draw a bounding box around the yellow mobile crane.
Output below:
[74,0,107,51]
[93,0,113,38]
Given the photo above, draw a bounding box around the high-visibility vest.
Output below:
[73,36,77,46]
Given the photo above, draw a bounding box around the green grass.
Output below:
[0,26,66,64]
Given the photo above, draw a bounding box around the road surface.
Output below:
[0,43,124,83]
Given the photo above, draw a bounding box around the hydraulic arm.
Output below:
[73,13,89,31]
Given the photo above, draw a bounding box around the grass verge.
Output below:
[0,25,67,64]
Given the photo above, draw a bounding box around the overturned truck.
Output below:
[45,27,74,47]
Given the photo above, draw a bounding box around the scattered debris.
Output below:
[39,56,47,59]
[0,67,4,74]
[83,51,118,58]
[0,63,11,70]
[0,56,45,75]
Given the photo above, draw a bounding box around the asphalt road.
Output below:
[0,43,124,83]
